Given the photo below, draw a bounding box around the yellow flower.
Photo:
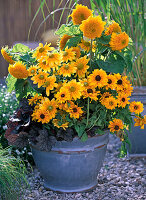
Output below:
[33,43,54,59]
[102,96,117,110]
[61,47,75,63]
[28,94,43,106]
[122,84,133,96]
[117,93,130,108]
[8,62,28,79]
[129,101,144,114]
[71,47,81,58]
[106,74,117,90]
[82,87,99,101]
[46,52,62,67]
[59,34,72,50]
[108,119,124,133]
[31,70,48,88]
[65,79,83,100]
[28,65,38,76]
[69,105,83,119]
[32,108,51,124]
[100,92,112,104]
[70,4,92,25]
[41,98,58,118]
[43,75,57,96]
[79,39,96,53]
[53,119,69,130]
[73,56,89,78]
[114,74,129,91]
[109,32,129,51]
[55,88,71,103]
[38,57,52,72]
[1,47,15,64]
[58,63,76,77]
[105,21,121,36]
[80,16,106,39]
[134,115,146,129]
[88,69,108,88]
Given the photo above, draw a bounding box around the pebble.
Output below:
[23,134,146,200]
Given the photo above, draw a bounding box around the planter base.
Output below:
[44,180,98,193]
[31,132,109,193]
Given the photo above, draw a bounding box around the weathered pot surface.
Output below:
[31,131,109,193]
[128,86,146,156]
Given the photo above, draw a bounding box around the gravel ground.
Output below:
[23,135,146,200]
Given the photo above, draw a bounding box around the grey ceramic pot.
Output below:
[31,132,109,193]
[128,86,146,155]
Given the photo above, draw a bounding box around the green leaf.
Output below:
[11,43,30,53]
[98,35,111,44]
[65,36,81,49]
[15,79,32,100]
[81,132,88,142]
[6,74,17,93]
[75,124,86,137]
[96,53,126,73]
[20,54,31,62]
[55,24,81,36]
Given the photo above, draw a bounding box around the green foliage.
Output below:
[55,24,81,36]
[90,0,145,85]
[15,79,33,101]
[65,36,82,49]
[0,146,28,200]
[6,74,17,93]
[11,43,30,53]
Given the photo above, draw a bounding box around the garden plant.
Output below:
[1,3,146,192]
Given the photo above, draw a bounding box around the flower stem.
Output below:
[86,39,93,127]
[86,97,90,127]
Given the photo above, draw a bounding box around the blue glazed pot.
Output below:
[128,86,146,155]
[31,132,109,193]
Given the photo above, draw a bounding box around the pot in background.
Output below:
[128,86,146,156]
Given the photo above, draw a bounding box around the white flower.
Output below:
[2,114,6,117]
[15,150,21,155]
[2,125,7,130]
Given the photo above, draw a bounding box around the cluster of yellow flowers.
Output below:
[1,4,145,133]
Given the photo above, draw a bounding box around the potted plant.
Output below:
[1,4,145,193]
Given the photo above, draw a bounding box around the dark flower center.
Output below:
[134,105,138,110]
[31,69,35,74]
[64,65,69,70]
[122,40,126,45]
[95,75,101,81]
[108,79,112,84]
[73,108,77,113]
[84,82,88,86]
[39,47,45,53]
[77,63,84,70]
[122,98,125,102]
[40,114,45,119]
[42,61,46,65]
[39,75,44,80]
[109,101,114,106]
[49,53,54,58]
[45,81,50,87]
[114,125,119,130]
[48,106,53,111]
[117,79,122,85]
[70,86,76,92]
[80,14,85,20]
[87,89,93,93]
[63,51,68,56]
[61,94,65,97]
